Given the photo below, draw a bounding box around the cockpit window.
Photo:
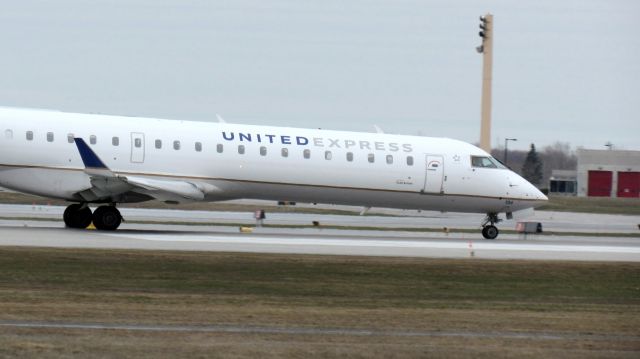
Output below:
[471,156,507,169]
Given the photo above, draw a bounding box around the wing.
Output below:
[73,138,220,203]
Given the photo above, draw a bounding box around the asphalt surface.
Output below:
[2,203,640,233]
[0,204,639,261]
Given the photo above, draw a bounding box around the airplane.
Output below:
[0,106,547,239]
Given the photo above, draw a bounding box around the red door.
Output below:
[617,172,640,198]
[588,171,612,197]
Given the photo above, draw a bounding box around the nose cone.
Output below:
[527,182,548,204]
[509,172,548,205]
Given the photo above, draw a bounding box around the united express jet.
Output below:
[0,107,547,239]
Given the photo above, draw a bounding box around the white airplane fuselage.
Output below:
[0,107,546,236]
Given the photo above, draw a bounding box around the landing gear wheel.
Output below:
[482,225,499,240]
[481,213,501,240]
[92,206,122,231]
[63,204,93,229]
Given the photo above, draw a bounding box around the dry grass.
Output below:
[540,196,640,215]
[1,328,638,359]
[0,247,639,357]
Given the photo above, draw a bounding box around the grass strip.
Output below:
[540,196,640,215]
[1,247,639,310]
[1,247,639,357]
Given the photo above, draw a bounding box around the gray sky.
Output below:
[1,0,638,151]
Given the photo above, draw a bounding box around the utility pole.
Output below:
[504,138,517,166]
[477,14,494,152]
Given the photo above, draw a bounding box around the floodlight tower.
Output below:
[476,14,494,152]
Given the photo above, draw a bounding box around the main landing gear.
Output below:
[63,204,122,230]
[481,213,501,240]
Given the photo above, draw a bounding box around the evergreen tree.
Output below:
[521,143,543,186]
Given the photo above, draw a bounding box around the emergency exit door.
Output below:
[422,155,444,194]
[130,132,145,163]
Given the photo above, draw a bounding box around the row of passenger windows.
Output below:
[17,130,189,150]
[6,129,415,165]
[230,144,413,165]
[22,130,100,145]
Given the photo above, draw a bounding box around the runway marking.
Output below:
[1,321,636,341]
[107,233,640,254]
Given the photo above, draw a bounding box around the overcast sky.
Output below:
[1,0,638,151]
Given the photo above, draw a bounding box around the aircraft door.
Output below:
[422,155,444,194]
[130,132,145,163]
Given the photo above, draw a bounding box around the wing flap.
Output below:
[122,175,205,201]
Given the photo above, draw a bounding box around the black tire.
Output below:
[92,206,122,231]
[482,225,499,240]
[63,204,92,229]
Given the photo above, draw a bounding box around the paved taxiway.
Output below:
[1,225,639,262]
[0,204,639,261]
[2,204,640,233]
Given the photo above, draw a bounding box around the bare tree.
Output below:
[490,147,527,174]
[492,141,576,188]
[540,142,577,185]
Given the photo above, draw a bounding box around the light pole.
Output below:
[504,138,517,166]
[477,14,494,152]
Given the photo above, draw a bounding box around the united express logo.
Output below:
[221,132,413,152]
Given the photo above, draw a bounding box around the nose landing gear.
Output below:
[63,203,122,230]
[481,213,501,240]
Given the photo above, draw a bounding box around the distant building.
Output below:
[575,149,640,198]
[549,170,577,196]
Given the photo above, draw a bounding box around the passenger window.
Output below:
[303,149,310,159]
[112,136,119,146]
[260,146,267,156]
[67,133,74,143]
[90,135,97,145]
[368,153,375,163]
[346,152,353,162]
[386,155,393,164]
[325,151,332,160]
[155,139,162,149]
[195,142,202,152]
[281,148,289,157]
[26,131,33,141]
[238,145,245,154]
[135,138,142,148]
[217,144,223,153]
[173,140,181,150]
[406,156,414,166]
[47,132,54,142]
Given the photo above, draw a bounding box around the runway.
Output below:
[2,203,640,233]
[0,204,639,261]
[1,224,639,262]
